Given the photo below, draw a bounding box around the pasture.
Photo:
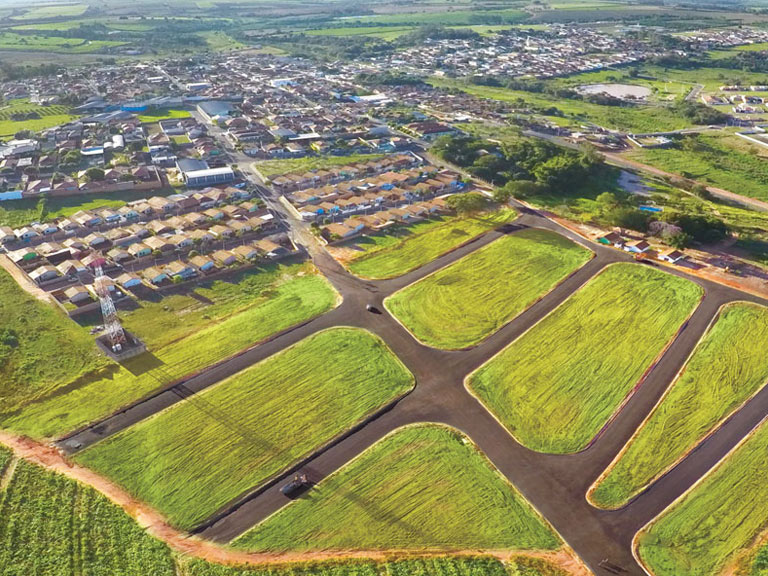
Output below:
[234,424,559,552]
[0,98,76,137]
[346,208,517,279]
[0,458,174,576]
[12,3,89,20]
[1,264,338,438]
[76,328,414,529]
[591,303,768,509]
[637,418,768,576]
[468,264,702,453]
[385,228,591,349]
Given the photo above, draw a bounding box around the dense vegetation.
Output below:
[76,328,414,529]
[235,424,559,552]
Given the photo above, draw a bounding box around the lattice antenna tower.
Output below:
[94,264,126,351]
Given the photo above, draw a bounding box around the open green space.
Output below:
[637,417,768,576]
[591,303,768,509]
[386,228,591,349]
[429,78,694,133]
[76,327,414,529]
[0,188,177,229]
[0,458,175,576]
[346,208,517,279]
[255,154,386,179]
[339,8,527,26]
[235,424,559,552]
[0,31,123,54]
[0,267,105,418]
[1,263,338,438]
[136,108,191,123]
[468,264,702,453]
[12,3,89,20]
[626,132,768,201]
[0,98,77,136]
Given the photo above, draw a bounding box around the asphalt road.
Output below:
[56,193,768,573]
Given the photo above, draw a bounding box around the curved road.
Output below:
[57,199,768,576]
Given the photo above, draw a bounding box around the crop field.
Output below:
[386,229,591,349]
[0,98,77,136]
[255,154,387,179]
[76,328,414,529]
[591,303,768,509]
[182,555,568,576]
[339,8,527,26]
[0,31,123,54]
[429,78,694,133]
[0,267,105,419]
[136,108,191,123]
[637,417,768,576]
[235,424,559,552]
[0,458,175,576]
[12,3,89,20]
[346,208,517,279]
[468,264,702,453]
[1,264,338,438]
[625,133,768,201]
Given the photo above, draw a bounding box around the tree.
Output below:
[84,167,105,182]
[690,183,712,200]
[667,231,693,249]
[445,192,490,215]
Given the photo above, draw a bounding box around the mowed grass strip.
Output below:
[76,328,414,530]
[468,264,702,453]
[235,424,559,553]
[592,303,768,509]
[0,459,174,576]
[385,229,592,349]
[347,209,518,280]
[637,418,768,576]
[2,266,337,438]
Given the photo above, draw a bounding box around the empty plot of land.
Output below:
[235,424,559,553]
[592,303,768,509]
[468,264,702,453]
[76,328,414,530]
[346,208,517,280]
[385,228,591,349]
[0,458,174,576]
[637,417,768,576]
[2,264,338,439]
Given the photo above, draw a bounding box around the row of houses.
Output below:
[598,231,686,264]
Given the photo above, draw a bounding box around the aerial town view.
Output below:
[5,0,768,574]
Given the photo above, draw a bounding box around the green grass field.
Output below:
[341,8,527,26]
[591,303,768,509]
[429,78,694,133]
[235,424,559,552]
[637,417,768,576]
[626,133,768,201]
[182,555,568,576]
[0,31,122,54]
[0,458,174,576]
[0,98,77,137]
[12,3,89,20]
[136,108,191,123]
[1,264,338,439]
[347,208,517,279]
[385,229,591,349]
[76,328,414,529]
[0,267,106,418]
[255,154,386,178]
[468,264,702,453]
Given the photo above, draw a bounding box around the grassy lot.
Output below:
[625,132,768,201]
[255,154,386,178]
[637,417,768,576]
[0,458,174,576]
[386,229,591,349]
[429,78,694,133]
[341,8,527,26]
[0,189,176,228]
[0,267,105,418]
[235,424,559,552]
[1,264,338,438]
[0,31,123,54]
[12,3,89,19]
[199,30,246,51]
[182,555,568,576]
[468,264,702,453]
[0,97,77,137]
[136,108,191,123]
[591,303,768,509]
[0,444,10,476]
[76,328,414,529]
[347,208,517,279]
